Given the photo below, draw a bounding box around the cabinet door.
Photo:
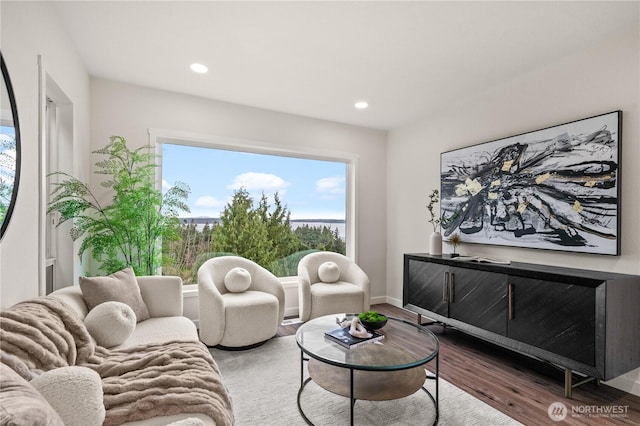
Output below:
[507,277,596,366]
[406,259,449,316]
[449,267,507,335]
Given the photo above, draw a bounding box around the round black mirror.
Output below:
[0,52,21,241]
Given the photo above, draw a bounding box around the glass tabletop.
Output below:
[295,314,439,371]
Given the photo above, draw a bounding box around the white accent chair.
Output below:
[198,256,285,348]
[297,251,370,322]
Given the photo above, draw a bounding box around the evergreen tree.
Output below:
[162,187,346,281]
[212,189,273,265]
[294,224,345,255]
[259,193,301,259]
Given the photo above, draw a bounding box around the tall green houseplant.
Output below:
[48,136,190,275]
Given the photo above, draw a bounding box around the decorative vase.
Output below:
[429,231,442,255]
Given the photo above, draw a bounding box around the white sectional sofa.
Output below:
[0,273,234,426]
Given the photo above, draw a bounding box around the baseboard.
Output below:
[284,307,299,318]
[379,295,403,308]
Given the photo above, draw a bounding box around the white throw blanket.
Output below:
[0,297,234,426]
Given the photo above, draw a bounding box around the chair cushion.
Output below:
[220,291,279,347]
[84,301,136,348]
[79,267,150,322]
[224,267,252,293]
[318,261,340,283]
[310,282,365,318]
[30,366,105,426]
[0,364,64,426]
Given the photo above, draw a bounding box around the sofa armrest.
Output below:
[297,266,312,322]
[137,276,184,318]
[49,286,90,319]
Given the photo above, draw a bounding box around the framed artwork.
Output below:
[440,111,621,255]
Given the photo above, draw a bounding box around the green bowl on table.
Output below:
[358,311,388,331]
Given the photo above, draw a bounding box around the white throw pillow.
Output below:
[84,301,136,348]
[318,261,340,283]
[224,267,252,293]
[30,366,105,426]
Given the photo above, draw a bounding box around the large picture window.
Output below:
[157,134,353,283]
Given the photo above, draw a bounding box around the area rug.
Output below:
[210,336,522,425]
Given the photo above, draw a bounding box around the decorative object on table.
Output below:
[358,310,388,330]
[448,233,461,257]
[426,189,442,255]
[453,256,511,264]
[429,232,442,256]
[325,317,384,349]
[440,110,621,256]
[427,189,458,255]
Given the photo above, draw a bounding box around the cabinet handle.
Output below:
[450,273,455,303]
[508,283,514,320]
[443,272,449,302]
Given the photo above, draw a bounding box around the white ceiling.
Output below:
[53,1,639,130]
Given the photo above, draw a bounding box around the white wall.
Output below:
[387,28,640,395]
[89,78,388,303]
[0,1,91,309]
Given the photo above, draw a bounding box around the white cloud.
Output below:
[316,176,345,196]
[162,179,172,192]
[227,172,291,195]
[195,195,225,208]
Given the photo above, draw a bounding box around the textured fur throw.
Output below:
[1,297,234,426]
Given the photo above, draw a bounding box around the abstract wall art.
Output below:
[440,111,621,255]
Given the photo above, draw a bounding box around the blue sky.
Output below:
[161,144,346,220]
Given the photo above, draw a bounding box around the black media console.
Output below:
[403,253,640,397]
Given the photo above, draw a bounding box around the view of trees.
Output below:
[48,136,190,276]
[0,130,17,227]
[162,188,346,283]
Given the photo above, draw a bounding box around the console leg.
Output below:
[565,368,572,398]
[565,367,598,398]
[417,313,442,327]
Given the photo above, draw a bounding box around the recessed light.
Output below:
[354,101,369,110]
[190,63,208,74]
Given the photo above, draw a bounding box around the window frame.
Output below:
[149,128,359,278]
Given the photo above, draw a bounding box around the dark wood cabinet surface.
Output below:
[404,253,631,287]
[403,253,640,383]
[448,267,507,336]
[507,276,596,366]
[406,259,448,316]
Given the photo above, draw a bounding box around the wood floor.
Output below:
[278,303,640,425]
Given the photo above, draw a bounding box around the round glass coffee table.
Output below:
[295,314,439,425]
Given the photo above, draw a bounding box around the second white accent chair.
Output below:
[198,256,285,348]
[297,251,370,322]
